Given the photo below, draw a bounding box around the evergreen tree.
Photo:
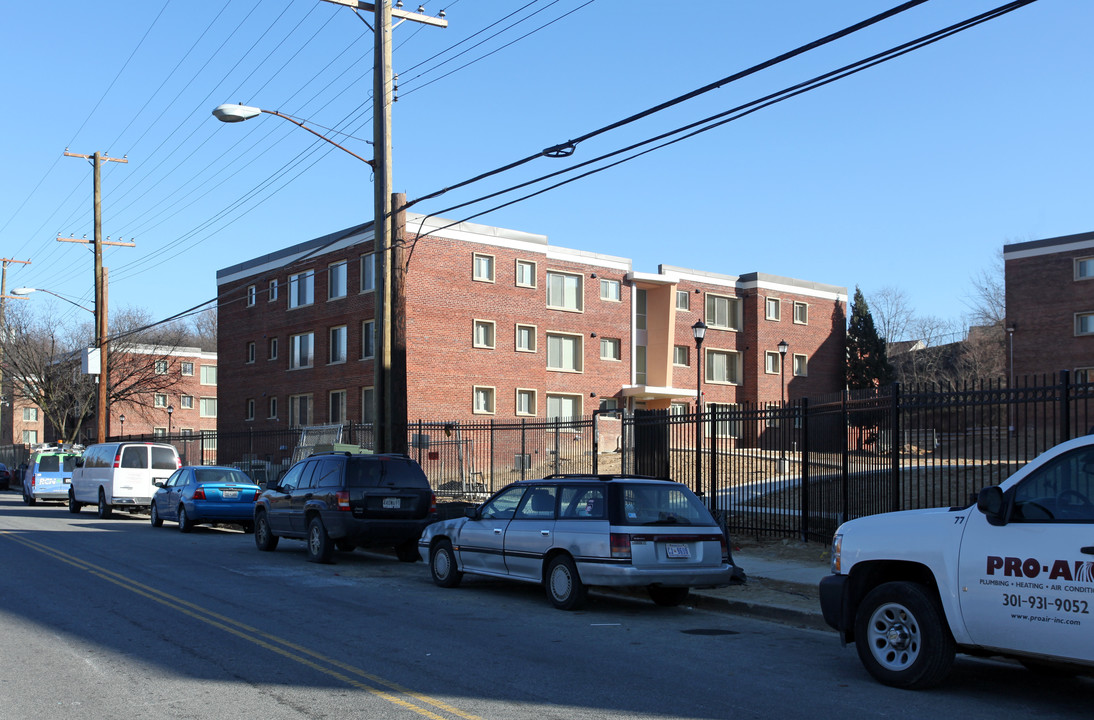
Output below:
[846,286,895,389]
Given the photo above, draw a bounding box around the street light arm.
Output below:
[10,287,94,314]
[212,104,375,169]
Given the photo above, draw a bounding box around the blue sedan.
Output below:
[150,466,260,533]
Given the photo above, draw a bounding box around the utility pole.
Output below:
[321,0,446,454]
[0,258,32,443]
[62,150,133,444]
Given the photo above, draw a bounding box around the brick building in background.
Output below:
[216,215,846,435]
[1004,231,1094,382]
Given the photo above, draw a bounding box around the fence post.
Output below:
[800,398,809,542]
[1060,369,1072,441]
[554,416,561,475]
[841,390,849,524]
[890,383,901,513]
[489,419,495,490]
[520,419,527,482]
[709,407,719,512]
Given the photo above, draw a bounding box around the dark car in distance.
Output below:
[253,451,437,563]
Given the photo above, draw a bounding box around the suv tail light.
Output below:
[610,533,631,559]
[336,490,351,511]
[430,493,437,515]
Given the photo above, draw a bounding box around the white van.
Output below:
[70,442,181,519]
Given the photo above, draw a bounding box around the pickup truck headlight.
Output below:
[830,533,842,574]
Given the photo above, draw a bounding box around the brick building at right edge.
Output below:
[216,215,847,435]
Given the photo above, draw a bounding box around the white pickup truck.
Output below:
[819,434,1094,689]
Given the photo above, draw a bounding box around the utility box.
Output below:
[81,348,101,376]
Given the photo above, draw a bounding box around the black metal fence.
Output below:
[6,372,1088,544]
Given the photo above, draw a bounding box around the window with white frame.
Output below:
[706,294,741,330]
[516,259,536,288]
[268,337,278,360]
[765,351,781,375]
[290,332,314,369]
[515,324,536,353]
[181,395,194,410]
[361,320,374,359]
[328,260,347,300]
[673,345,689,367]
[765,402,780,428]
[473,320,496,349]
[599,398,620,412]
[706,349,741,384]
[246,398,255,421]
[247,341,255,363]
[707,402,741,438]
[1076,257,1094,280]
[23,407,38,422]
[154,393,168,408]
[600,278,620,301]
[547,333,582,372]
[288,394,311,427]
[22,430,38,444]
[201,429,217,450]
[600,337,621,361]
[329,390,347,424]
[153,427,167,438]
[636,345,647,385]
[200,397,218,418]
[546,393,582,422]
[546,271,583,311]
[180,428,193,438]
[1076,367,1094,383]
[288,271,314,308]
[1076,312,1094,336]
[794,301,809,325]
[181,361,194,376]
[201,366,217,385]
[473,386,496,414]
[473,253,495,282]
[268,396,278,419]
[155,359,168,375]
[670,402,688,416]
[676,290,689,311]
[246,285,256,307]
[516,388,536,416]
[793,353,808,377]
[361,387,374,424]
[268,279,278,301]
[360,253,375,293]
[329,326,347,364]
[766,297,781,321]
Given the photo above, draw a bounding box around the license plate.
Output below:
[222,490,239,499]
[383,497,401,509]
[665,543,690,558]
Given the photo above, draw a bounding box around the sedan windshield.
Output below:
[617,484,716,527]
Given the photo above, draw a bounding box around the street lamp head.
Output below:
[167,405,174,416]
[778,339,789,356]
[692,320,708,344]
[120,414,126,424]
[212,103,263,123]
[10,287,36,296]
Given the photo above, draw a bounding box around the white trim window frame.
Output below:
[328,260,348,300]
[676,289,690,311]
[246,284,256,307]
[515,259,537,288]
[1076,257,1094,280]
[473,319,496,349]
[673,345,689,367]
[288,270,315,309]
[181,361,194,376]
[793,301,809,325]
[515,388,537,416]
[199,397,218,418]
[247,341,255,364]
[515,324,537,353]
[546,270,583,312]
[246,399,255,421]
[547,332,583,373]
[546,393,582,423]
[793,353,808,377]
[154,359,168,375]
[181,395,194,410]
[360,253,376,293]
[473,253,495,283]
[599,337,621,361]
[765,351,781,375]
[599,278,621,302]
[473,385,496,414]
[154,393,168,408]
[705,348,741,385]
[290,332,314,369]
[765,296,781,321]
[1076,312,1094,336]
[329,325,347,364]
[268,337,279,360]
[705,293,740,331]
[361,320,375,359]
[268,279,278,302]
[329,389,347,424]
[288,394,311,427]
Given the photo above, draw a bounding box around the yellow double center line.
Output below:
[1,530,481,720]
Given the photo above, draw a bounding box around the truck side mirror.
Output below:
[977,486,1006,525]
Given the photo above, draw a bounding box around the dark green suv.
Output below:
[253,451,437,563]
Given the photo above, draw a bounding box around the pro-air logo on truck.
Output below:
[987,556,1094,583]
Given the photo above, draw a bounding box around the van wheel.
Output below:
[307,517,333,564]
[97,490,113,519]
[150,504,163,527]
[546,555,587,611]
[68,491,81,514]
[254,511,278,551]
[177,506,194,533]
[854,581,955,689]
[23,491,36,506]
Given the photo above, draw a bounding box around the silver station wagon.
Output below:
[419,474,737,610]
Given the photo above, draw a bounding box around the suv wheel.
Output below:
[97,489,113,519]
[306,516,334,564]
[430,540,462,588]
[545,555,587,611]
[254,511,278,551]
[854,581,955,689]
[395,539,420,563]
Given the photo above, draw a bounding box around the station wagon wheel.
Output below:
[254,511,278,551]
[177,506,194,533]
[97,489,112,519]
[306,516,334,564]
[150,503,163,528]
[546,555,587,611]
[430,539,462,588]
[648,586,691,607]
[854,581,955,690]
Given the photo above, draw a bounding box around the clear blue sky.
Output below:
[1,1,1088,339]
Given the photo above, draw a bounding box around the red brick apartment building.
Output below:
[1004,231,1094,382]
[215,216,847,430]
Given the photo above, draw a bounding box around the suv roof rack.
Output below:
[538,473,672,483]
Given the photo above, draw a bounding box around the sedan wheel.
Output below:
[178,506,194,533]
[150,503,163,528]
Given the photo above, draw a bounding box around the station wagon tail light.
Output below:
[336,490,351,511]
[610,533,631,559]
[193,487,206,500]
[719,533,729,562]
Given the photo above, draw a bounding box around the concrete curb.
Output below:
[684,591,832,632]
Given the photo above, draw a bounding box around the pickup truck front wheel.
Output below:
[854,581,955,690]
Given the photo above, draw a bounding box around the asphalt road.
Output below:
[1,492,1092,720]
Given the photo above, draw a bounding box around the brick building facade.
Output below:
[1004,231,1094,381]
[216,215,846,434]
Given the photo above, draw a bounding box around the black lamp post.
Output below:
[692,320,707,496]
[119,414,126,437]
[778,339,788,473]
[167,405,174,437]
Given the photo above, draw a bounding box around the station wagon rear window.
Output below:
[617,484,716,526]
